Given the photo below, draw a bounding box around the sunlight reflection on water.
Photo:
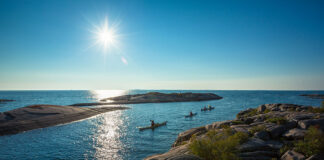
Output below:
[90,90,127,102]
[88,90,129,159]
[92,111,125,159]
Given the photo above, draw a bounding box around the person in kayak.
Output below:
[150,120,155,127]
[190,111,193,116]
[208,105,212,109]
[203,106,207,110]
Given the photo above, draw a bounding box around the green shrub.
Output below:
[249,125,266,134]
[263,109,271,113]
[231,120,245,125]
[308,103,324,113]
[279,144,293,156]
[266,117,287,125]
[189,128,249,160]
[244,109,258,117]
[219,124,230,129]
[294,126,324,157]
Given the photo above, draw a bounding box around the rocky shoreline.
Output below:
[0,105,128,136]
[145,103,324,160]
[71,92,222,106]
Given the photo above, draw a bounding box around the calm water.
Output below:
[0,90,323,160]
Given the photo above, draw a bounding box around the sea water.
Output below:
[0,90,323,159]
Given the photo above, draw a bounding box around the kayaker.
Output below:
[208,105,212,109]
[150,120,155,127]
[190,111,193,116]
[204,106,207,110]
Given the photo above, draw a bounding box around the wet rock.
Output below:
[298,118,324,130]
[254,131,270,141]
[283,128,306,140]
[281,150,305,160]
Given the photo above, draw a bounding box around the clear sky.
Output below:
[0,0,323,90]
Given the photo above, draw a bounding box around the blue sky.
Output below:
[0,0,323,90]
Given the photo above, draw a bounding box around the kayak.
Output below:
[139,121,167,131]
[185,113,197,118]
[201,107,215,111]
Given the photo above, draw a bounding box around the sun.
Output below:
[91,17,119,52]
[98,29,114,44]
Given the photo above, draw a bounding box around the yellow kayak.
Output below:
[139,121,167,131]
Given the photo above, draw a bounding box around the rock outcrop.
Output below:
[145,104,324,160]
[0,105,128,136]
[71,92,222,106]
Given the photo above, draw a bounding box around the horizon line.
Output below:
[0,89,323,91]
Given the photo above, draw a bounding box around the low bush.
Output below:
[266,117,287,125]
[294,126,324,157]
[231,120,245,125]
[249,125,266,134]
[308,103,324,113]
[244,109,258,117]
[189,128,249,160]
[279,144,294,156]
[263,109,271,113]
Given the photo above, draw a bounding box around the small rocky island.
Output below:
[300,94,324,99]
[0,105,128,136]
[0,99,15,103]
[146,103,324,160]
[71,92,222,106]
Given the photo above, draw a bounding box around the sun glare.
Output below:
[91,17,119,52]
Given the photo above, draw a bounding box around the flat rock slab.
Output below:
[239,138,282,152]
[172,126,206,147]
[283,128,306,140]
[71,92,222,106]
[0,105,128,136]
[144,144,202,160]
[298,118,324,130]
